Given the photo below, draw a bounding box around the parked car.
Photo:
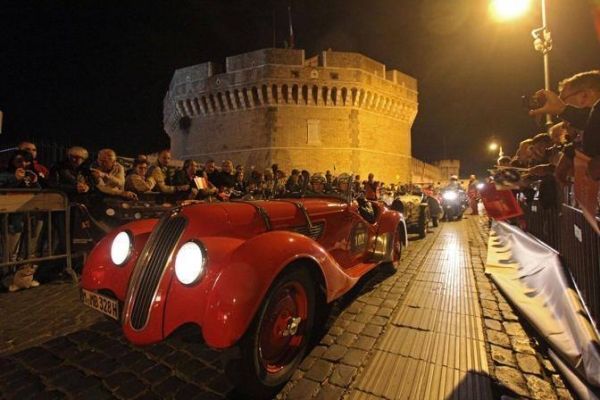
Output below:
[80,191,407,397]
[390,190,430,238]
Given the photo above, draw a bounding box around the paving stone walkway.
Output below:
[0,216,574,399]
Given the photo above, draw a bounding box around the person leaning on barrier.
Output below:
[529,70,600,180]
[172,159,205,200]
[149,149,189,195]
[525,133,555,177]
[204,159,220,188]
[125,158,156,194]
[497,155,512,167]
[91,149,137,200]
[0,150,41,189]
[0,150,43,267]
[512,139,534,168]
[48,146,92,200]
[18,141,49,182]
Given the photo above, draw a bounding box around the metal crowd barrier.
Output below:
[523,200,600,329]
[0,189,77,283]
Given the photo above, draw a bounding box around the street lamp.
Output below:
[489,0,531,21]
[490,0,553,127]
[488,141,504,157]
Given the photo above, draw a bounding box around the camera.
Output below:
[545,142,574,159]
[521,93,546,110]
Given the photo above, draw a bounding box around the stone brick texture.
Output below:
[164,48,425,184]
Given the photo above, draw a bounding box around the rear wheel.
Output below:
[234,268,315,398]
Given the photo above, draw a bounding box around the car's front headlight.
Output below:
[443,191,458,201]
[111,231,132,266]
[175,241,207,285]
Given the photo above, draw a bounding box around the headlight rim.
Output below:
[174,240,208,286]
[111,230,133,266]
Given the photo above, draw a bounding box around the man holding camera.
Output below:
[529,70,600,180]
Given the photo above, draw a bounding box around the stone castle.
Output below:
[163,48,456,183]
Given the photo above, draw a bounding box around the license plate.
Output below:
[81,289,120,320]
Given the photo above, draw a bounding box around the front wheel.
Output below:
[234,268,316,398]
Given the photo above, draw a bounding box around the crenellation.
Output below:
[164,48,420,183]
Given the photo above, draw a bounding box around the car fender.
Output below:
[378,208,407,248]
[81,219,158,300]
[202,230,354,349]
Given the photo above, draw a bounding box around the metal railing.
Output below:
[0,189,77,282]
[523,201,600,329]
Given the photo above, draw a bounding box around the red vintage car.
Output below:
[80,193,407,396]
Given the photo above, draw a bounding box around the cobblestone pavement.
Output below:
[0,216,574,399]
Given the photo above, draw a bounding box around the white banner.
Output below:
[487,221,600,398]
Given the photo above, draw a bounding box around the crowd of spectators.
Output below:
[490,70,600,212]
[1,141,398,285]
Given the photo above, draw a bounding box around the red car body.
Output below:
[81,196,406,387]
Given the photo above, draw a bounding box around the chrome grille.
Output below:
[291,222,325,240]
[130,214,187,330]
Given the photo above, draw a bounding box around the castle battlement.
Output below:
[163,48,419,184]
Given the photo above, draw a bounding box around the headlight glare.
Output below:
[111,231,132,266]
[443,191,458,201]
[175,241,206,285]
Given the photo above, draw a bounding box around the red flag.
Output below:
[479,183,523,220]
[573,150,600,233]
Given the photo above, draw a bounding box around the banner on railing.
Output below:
[574,150,600,234]
[487,221,600,399]
[479,183,523,220]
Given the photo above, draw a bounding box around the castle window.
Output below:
[251,87,261,106]
[302,85,309,105]
[217,93,226,112]
[291,70,300,78]
[330,72,339,80]
[312,86,319,104]
[306,120,321,145]
[331,87,338,106]
[282,84,289,103]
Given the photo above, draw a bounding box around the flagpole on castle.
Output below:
[287,2,294,49]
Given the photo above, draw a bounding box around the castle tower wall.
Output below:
[164,48,418,184]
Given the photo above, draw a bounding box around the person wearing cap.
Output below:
[48,146,92,199]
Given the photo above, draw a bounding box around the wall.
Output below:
[164,48,418,184]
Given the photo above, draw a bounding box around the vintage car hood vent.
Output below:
[129,214,187,330]
[290,221,325,241]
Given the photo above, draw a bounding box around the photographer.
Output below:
[529,70,600,180]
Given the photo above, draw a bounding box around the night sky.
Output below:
[1,1,599,176]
